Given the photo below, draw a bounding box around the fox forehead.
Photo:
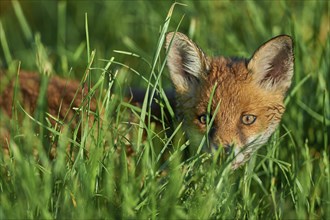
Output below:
[197,57,283,113]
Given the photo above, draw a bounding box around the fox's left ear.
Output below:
[248,35,294,94]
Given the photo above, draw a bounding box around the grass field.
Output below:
[0,1,329,219]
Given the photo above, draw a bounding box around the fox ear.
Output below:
[165,32,210,93]
[248,35,294,94]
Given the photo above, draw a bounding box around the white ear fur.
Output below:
[165,32,209,93]
[248,35,294,94]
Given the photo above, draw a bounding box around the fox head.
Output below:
[165,32,294,169]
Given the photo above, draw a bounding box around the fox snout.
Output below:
[222,144,233,155]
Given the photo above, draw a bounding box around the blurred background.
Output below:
[0,0,329,153]
[1,1,327,73]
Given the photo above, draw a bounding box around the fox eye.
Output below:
[198,114,207,125]
[241,114,257,125]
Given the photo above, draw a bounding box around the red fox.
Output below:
[0,32,293,169]
[165,32,294,168]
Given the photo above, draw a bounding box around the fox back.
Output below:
[165,32,294,168]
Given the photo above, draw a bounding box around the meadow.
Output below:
[0,1,329,219]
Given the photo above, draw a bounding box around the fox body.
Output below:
[0,32,293,168]
[0,70,97,124]
[165,32,294,168]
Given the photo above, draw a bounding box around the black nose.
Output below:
[224,144,233,155]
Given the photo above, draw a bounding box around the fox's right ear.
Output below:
[165,32,210,94]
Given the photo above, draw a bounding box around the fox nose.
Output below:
[224,144,233,155]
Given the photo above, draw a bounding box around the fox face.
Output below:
[165,32,294,168]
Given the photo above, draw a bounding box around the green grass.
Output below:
[0,1,329,219]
